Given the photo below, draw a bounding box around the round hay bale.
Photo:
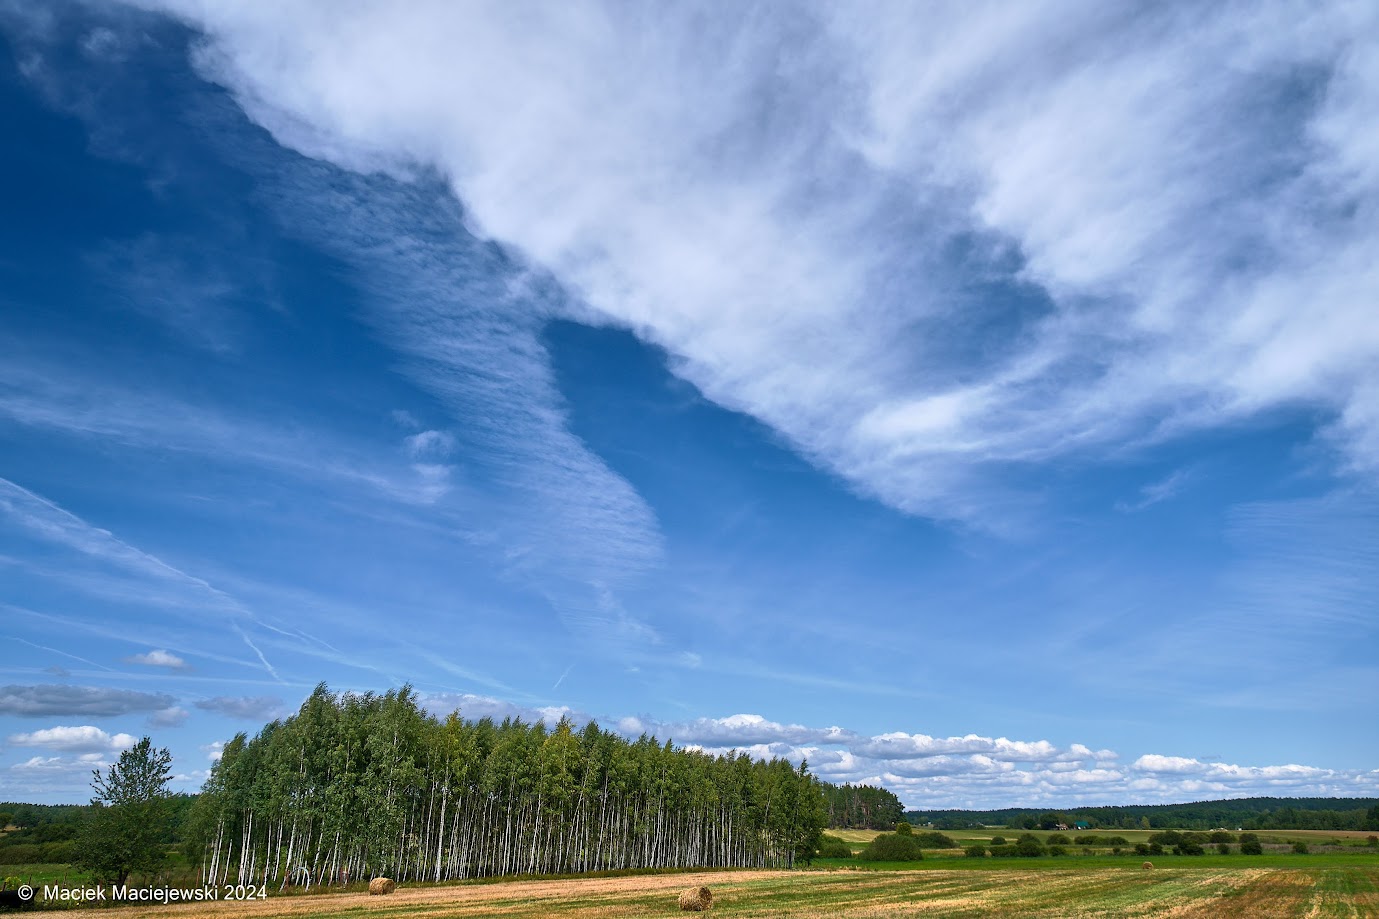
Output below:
[677,886,712,911]
[368,877,396,896]
[1141,861,1153,870]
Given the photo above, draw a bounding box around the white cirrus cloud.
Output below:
[404,429,456,460]
[136,0,1379,526]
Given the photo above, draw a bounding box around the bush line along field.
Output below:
[822,826,1379,856]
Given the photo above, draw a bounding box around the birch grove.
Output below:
[187,685,827,887]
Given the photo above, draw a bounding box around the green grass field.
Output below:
[0,862,92,885]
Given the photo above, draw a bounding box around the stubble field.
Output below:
[31,862,1379,919]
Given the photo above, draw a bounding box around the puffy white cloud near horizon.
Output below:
[665,712,1378,808]
[407,697,1377,808]
[7,725,137,753]
[133,0,1379,527]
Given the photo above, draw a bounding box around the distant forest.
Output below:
[909,798,1379,831]
[0,798,196,866]
[185,685,826,887]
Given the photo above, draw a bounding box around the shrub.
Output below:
[858,834,922,862]
[1174,842,1205,856]
[1148,843,1164,856]
[1134,843,1150,856]
[964,844,986,858]
[1046,833,1071,847]
[1073,835,1098,846]
[989,845,1017,857]
[1048,845,1068,857]
[1216,843,1230,855]
[1210,831,1235,844]
[1104,836,1129,846]
[1148,831,1183,847]
[989,836,1007,846]
[0,844,41,865]
[1014,835,1045,858]
[1111,846,1123,856]
[816,835,853,859]
[3,878,24,891]
[895,821,912,836]
[1368,836,1378,847]
[1240,840,1263,855]
[1238,832,1259,845]
[915,832,956,849]
[40,841,76,864]
[1291,842,1309,854]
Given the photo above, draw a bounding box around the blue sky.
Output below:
[1,1,1376,808]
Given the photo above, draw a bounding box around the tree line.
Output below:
[184,684,826,888]
[909,798,1379,831]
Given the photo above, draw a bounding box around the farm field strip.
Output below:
[28,866,1379,919]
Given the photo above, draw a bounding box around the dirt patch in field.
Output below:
[1166,869,1314,919]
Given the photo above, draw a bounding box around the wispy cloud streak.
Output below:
[138,0,1379,527]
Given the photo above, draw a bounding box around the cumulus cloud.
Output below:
[7,725,137,753]
[620,713,857,747]
[419,691,590,727]
[853,731,1089,763]
[124,648,189,669]
[193,695,286,720]
[1132,754,1204,774]
[5,750,125,795]
[10,752,110,774]
[137,0,1379,526]
[608,711,1376,807]
[0,683,176,717]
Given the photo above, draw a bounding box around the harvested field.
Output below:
[29,865,1379,918]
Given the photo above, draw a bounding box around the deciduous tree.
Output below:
[75,737,174,884]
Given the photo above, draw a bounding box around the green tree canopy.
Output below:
[74,737,174,885]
